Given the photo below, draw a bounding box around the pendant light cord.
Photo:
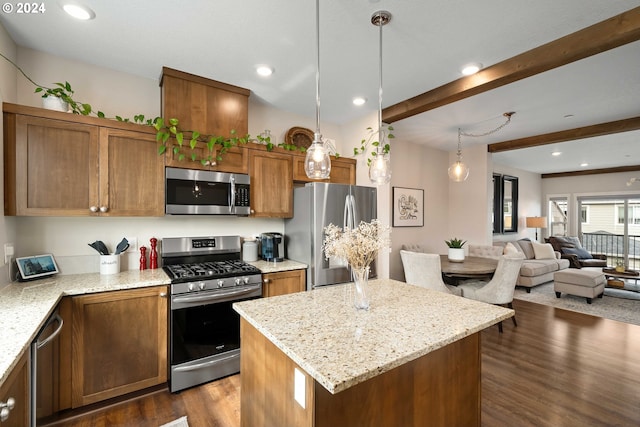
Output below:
[377,11,383,150]
[314,0,321,140]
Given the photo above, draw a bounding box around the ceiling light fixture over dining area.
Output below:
[449,112,515,182]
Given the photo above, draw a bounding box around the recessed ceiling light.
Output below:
[580,162,589,167]
[551,151,562,156]
[461,63,482,76]
[563,114,574,118]
[352,97,366,106]
[62,3,95,20]
[256,65,274,77]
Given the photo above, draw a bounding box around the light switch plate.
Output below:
[294,368,306,409]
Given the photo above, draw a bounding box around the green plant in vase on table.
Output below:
[445,237,466,263]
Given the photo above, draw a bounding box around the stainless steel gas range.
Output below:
[162,236,262,393]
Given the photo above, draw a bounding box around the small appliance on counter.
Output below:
[260,232,284,262]
[242,237,258,262]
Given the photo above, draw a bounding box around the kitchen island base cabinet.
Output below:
[71,286,167,408]
[0,351,28,427]
[240,319,481,427]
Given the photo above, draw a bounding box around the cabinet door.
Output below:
[8,115,99,216]
[262,270,306,297]
[0,351,28,427]
[99,128,165,216]
[249,151,293,218]
[71,286,168,407]
[292,155,356,185]
[166,144,248,173]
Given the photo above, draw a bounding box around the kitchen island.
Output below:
[234,278,513,427]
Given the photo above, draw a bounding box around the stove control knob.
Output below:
[234,278,242,286]
[188,283,195,292]
[217,280,224,288]
[199,282,206,291]
[243,277,250,284]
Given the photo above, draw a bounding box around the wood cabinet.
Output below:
[165,144,249,174]
[3,103,164,216]
[0,351,28,427]
[292,155,356,185]
[160,67,249,137]
[249,149,293,218]
[262,269,306,297]
[70,286,168,407]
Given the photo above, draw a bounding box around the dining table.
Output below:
[440,255,499,284]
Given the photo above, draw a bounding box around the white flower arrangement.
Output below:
[323,219,391,270]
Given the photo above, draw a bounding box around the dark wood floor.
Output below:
[52,299,640,427]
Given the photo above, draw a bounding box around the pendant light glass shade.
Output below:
[369,10,392,186]
[304,0,331,179]
[449,128,470,182]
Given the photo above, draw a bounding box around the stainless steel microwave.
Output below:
[165,167,251,215]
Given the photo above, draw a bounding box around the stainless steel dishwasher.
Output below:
[30,310,64,427]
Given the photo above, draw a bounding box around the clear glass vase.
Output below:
[352,265,371,310]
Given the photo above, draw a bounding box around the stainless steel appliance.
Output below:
[285,182,377,290]
[162,236,262,392]
[260,232,284,262]
[165,167,250,215]
[31,310,64,427]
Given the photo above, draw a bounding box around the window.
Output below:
[548,197,567,236]
[493,174,518,233]
[617,205,640,225]
[581,206,589,224]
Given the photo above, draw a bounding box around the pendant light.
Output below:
[304,0,331,179]
[368,10,392,186]
[449,112,515,182]
[448,128,470,182]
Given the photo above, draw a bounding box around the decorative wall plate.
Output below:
[285,127,314,149]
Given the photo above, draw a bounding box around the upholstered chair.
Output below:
[458,254,525,332]
[400,250,462,296]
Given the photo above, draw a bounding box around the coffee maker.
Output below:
[260,232,285,262]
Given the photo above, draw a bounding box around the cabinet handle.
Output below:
[0,397,15,422]
[99,206,109,213]
[263,278,270,284]
[160,292,167,298]
[89,206,99,213]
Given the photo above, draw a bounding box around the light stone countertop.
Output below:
[247,259,307,273]
[234,278,514,394]
[0,269,170,389]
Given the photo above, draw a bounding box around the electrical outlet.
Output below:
[127,237,138,252]
[4,243,14,265]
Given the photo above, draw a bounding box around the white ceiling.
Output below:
[1,0,639,174]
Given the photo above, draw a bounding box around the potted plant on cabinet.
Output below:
[445,238,466,263]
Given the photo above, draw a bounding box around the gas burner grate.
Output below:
[164,260,260,281]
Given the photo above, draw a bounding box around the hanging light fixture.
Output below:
[304,0,331,179]
[448,128,470,182]
[449,112,515,182]
[368,10,392,186]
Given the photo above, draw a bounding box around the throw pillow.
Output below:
[503,242,519,255]
[517,239,536,259]
[532,242,556,260]
[560,247,593,260]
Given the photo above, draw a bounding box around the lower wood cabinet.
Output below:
[0,351,28,427]
[70,286,168,407]
[262,269,306,297]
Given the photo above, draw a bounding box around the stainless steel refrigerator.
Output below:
[285,182,377,290]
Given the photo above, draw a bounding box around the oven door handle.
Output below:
[172,285,261,306]
[173,352,240,372]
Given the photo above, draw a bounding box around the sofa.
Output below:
[546,236,608,269]
[469,239,570,292]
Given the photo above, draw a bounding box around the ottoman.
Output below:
[554,269,606,304]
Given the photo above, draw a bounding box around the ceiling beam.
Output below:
[542,165,640,179]
[382,7,640,124]
[487,116,640,153]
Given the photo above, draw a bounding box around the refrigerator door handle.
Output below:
[343,195,351,229]
[350,195,359,229]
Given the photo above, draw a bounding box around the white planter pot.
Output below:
[448,248,465,263]
[42,96,69,112]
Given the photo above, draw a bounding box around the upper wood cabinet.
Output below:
[292,154,356,185]
[160,67,249,137]
[3,103,164,216]
[249,149,293,218]
[70,286,168,408]
[165,143,249,174]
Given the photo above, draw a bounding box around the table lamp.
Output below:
[526,216,547,242]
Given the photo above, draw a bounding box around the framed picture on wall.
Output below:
[392,187,424,227]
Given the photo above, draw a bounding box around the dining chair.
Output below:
[457,254,524,332]
[400,250,462,296]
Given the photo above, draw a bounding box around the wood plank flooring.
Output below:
[50,299,640,427]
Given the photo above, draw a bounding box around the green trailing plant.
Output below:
[445,238,466,249]
[354,124,394,166]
